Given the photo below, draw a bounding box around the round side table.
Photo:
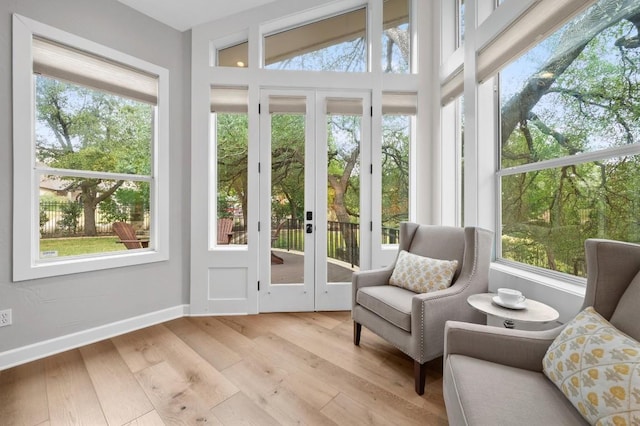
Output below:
[467,293,560,329]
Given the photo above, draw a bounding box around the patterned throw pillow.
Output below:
[542,307,640,426]
[389,250,458,293]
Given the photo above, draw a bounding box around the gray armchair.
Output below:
[352,223,494,395]
[443,239,640,425]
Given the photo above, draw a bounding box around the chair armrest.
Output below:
[352,267,393,289]
[444,320,562,371]
[352,267,394,308]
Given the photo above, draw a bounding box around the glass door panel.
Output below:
[315,94,370,311]
[270,111,306,284]
[326,106,362,284]
[259,92,315,312]
[260,90,370,312]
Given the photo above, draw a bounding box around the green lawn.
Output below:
[40,236,126,257]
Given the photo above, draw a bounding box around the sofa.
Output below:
[443,239,640,425]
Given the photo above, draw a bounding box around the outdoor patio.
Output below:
[270,250,357,284]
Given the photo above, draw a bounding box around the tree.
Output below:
[216,19,412,247]
[36,77,152,236]
[381,115,410,228]
[216,113,249,224]
[500,0,640,275]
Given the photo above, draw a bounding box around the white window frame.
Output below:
[440,0,623,284]
[259,1,370,72]
[12,14,169,281]
[379,100,417,248]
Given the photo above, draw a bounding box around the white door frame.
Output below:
[259,88,371,312]
[258,89,316,312]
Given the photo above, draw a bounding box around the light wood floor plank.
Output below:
[259,314,433,408]
[290,311,343,330]
[122,410,165,426]
[251,332,446,425]
[164,318,242,371]
[321,392,398,426]
[111,327,164,373]
[80,340,154,426]
[211,392,280,426]
[0,311,447,425]
[222,356,337,425]
[188,317,256,358]
[143,324,239,408]
[135,361,223,425]
[44,350,108,425]
[0,360,49,425]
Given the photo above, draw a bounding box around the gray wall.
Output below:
[0,0,190,354]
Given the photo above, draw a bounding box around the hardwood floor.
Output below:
[0,311,448,425]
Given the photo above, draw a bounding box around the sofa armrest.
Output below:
[444,320,563,372]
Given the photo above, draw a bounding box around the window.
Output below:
[382,0,411,73]
[264,7,367,72]
[381,92,416,243]
[498,0,640,277]
[210,86,249,247]
[217,41,249,68]
[13,15,169,280]
[456,96,465,226]
[456,0,465,48]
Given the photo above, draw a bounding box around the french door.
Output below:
[258,89,371,312]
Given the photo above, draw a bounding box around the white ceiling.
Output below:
[117,0,279,32]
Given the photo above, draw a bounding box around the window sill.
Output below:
[490,261,586,297]
[489,262,586,323]
[14,250,168,282]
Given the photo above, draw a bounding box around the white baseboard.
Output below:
[0,304,189,371]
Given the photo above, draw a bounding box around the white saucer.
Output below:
[492,295,527,310]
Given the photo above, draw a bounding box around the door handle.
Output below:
[306,224,313,234]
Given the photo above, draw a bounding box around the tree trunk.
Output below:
[80,180,124,236]
[82,197,98,236]
[328,146,360,261]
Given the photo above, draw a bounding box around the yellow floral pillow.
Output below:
[389,250,458,293]
[542,307,640,426]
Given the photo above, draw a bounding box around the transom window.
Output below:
[263,7,367,72]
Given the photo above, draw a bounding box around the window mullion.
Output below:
[35,167,153,183]
[498,143,640,177]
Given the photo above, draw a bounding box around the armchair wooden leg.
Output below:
[353,322,362,346]
[414,360,427,395]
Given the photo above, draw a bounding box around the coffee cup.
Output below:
[497,288,525,306]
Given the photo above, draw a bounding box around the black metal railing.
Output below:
[225,218,402,268]
[39,201,150,237]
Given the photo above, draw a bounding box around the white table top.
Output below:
[467,293,560,323]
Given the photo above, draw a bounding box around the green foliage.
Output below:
[216,113,249,222]
[381,115,410,229]
[36,76,152,235]
[99,198,130,224]
[57,201,83,234]
[500,14,640,277]
[39,205,49,230]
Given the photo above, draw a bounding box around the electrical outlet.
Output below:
[0,309,12,327]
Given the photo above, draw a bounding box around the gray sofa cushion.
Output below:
[445,354,587,426]
[610,270,640,341]
[356,285,413,332]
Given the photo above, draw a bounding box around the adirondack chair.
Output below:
[217,218,234,245]
[113,222,149,249]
